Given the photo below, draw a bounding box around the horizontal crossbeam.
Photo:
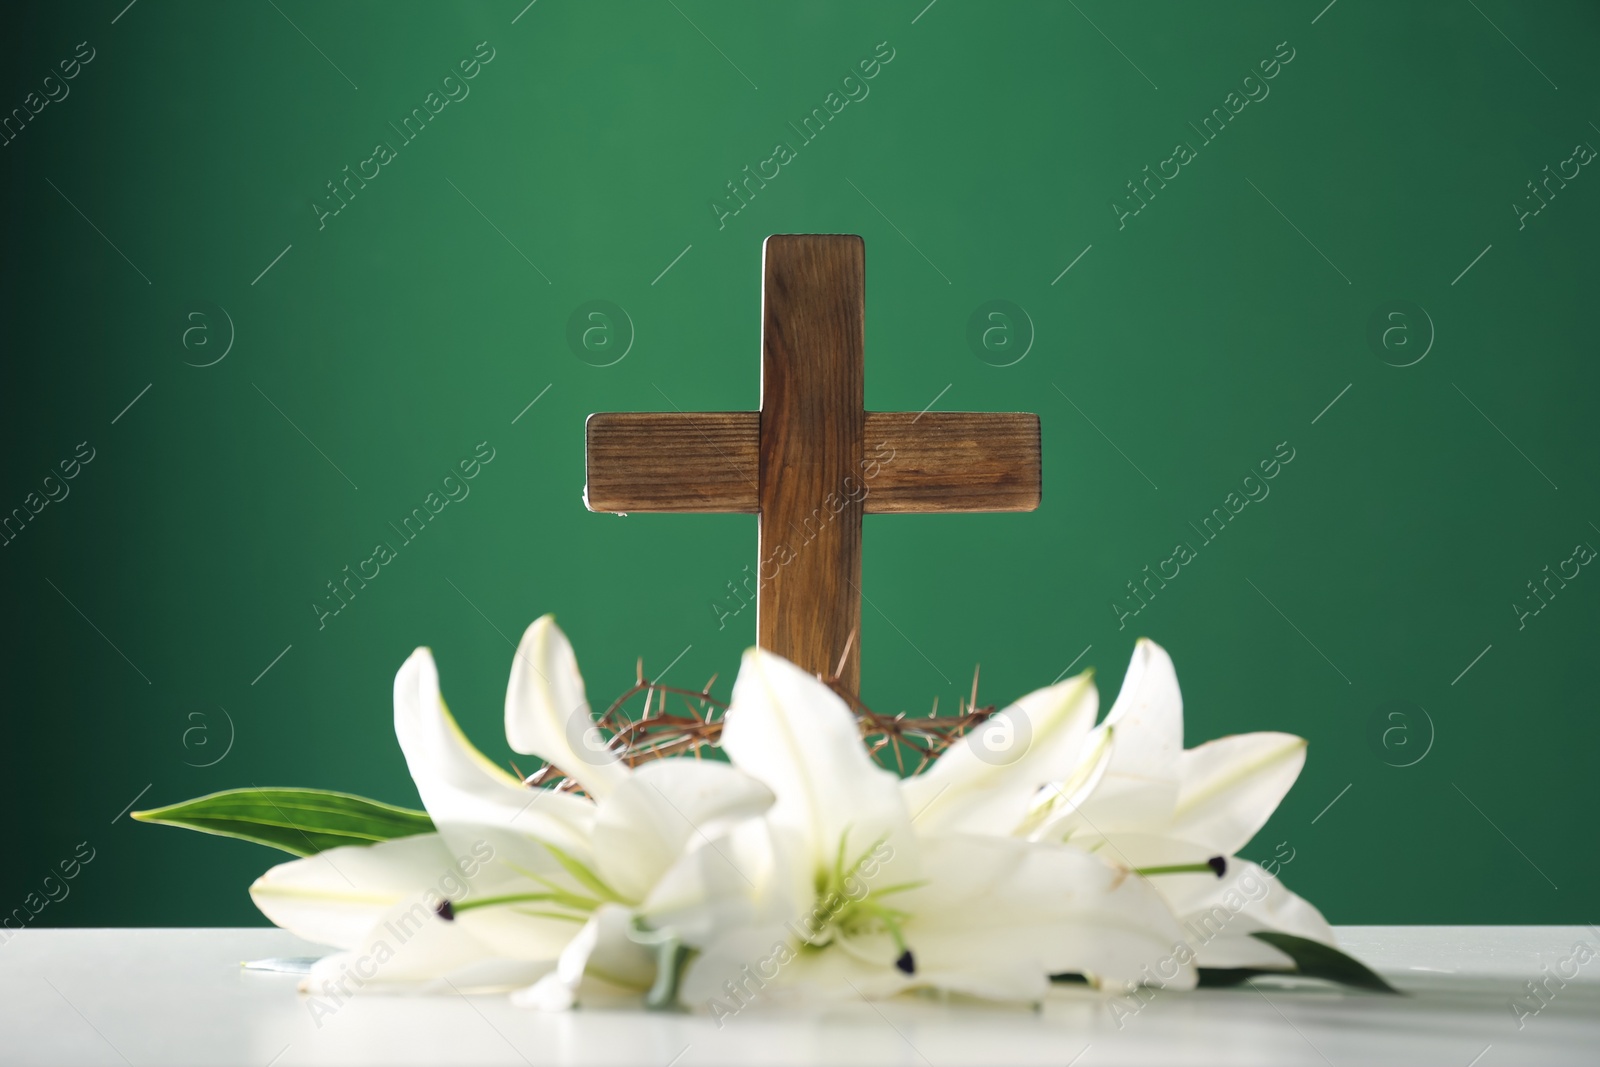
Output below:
[584,410,1040,515]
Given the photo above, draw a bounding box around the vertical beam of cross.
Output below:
[583,233,1042,698]
[758,235,865,691]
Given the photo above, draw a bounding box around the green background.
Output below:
[4,0,1595,928]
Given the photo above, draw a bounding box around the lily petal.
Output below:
[902,835,1196,994]
[688,835,1196,1006]
[592,759,774,903]
[1154,858,1336,969]
[680,922,811,1007]
[1168,733,1307,856]
[300,891,507,995]
[249,833,463,949]
[511,911,601,1011]
[721,648,917,886]
[510,903,657,1010]
[902,672,1098,836]
[642,820,810,949]
[393,646,599,902]
[503,616,629,800]
[1021,719,1116,843]
[395,647,593,844]
[1064,638,1184,838]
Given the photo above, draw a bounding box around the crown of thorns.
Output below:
[518,634,998,791]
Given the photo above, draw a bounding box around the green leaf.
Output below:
[1195,934,1399,992]
[1250,932,1398,993]
[1195,967,1263,987]
[1057,936,1397,994]
[132,787,434,857]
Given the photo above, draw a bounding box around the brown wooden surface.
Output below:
[585,411,1040,515]
[758,234,865,692]
[864,411,1041,513]
[584,412,758,513]
[581,233,1044,694]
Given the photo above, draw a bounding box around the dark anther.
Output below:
[895,949,916,975]
[1207,856,1227,879]
[435,899,456,921]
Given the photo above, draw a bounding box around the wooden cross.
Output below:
[584,235,1040,693]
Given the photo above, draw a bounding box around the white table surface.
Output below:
[1,927,1595,1066]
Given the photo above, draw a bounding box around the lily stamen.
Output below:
[1133,856,1227,879]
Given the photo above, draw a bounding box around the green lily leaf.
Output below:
[1250,932,1399,993]
[1195,967,1265,987]
[132,787,434,857]
[1196,933,1398,993]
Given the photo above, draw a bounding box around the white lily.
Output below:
[901,669,1102,836]
[681,648,1192,1010]
[250,617,776,1005]
[1027,638,1337,970]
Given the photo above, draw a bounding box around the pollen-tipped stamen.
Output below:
[1134,857,1227,879]
[857,902,916,975]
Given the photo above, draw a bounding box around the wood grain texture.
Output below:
[584,412,757,513]
[586,411,1040,515]
[865,411,1041,513]
[759,234,865,691]
[582,233,1045,694]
